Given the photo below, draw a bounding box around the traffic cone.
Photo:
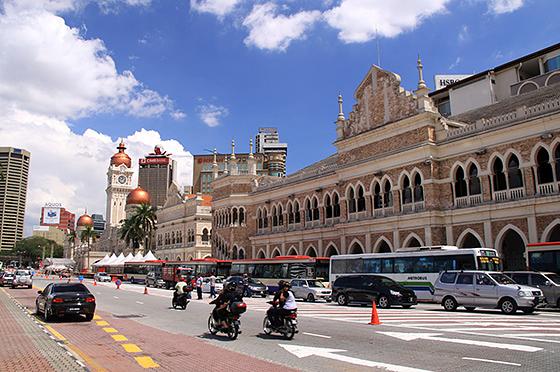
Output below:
[368,301,381,325]
[144,286,148,295]
[93,280,97,286]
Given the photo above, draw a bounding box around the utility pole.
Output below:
[40,245,45,261]
[50,241,54,259]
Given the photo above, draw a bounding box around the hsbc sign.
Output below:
[434,74,472,90]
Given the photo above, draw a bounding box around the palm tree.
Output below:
[132,203,157,251]
[119,217,142,254]
[80,226,97,272]
[67,230,77,259]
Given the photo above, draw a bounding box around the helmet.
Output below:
[277,280,285,288]
[226,282,237,291]
[282,282,292,289]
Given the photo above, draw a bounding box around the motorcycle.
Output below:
[208,300,247,340]
[263,301,298,340]
[172,291,190,310]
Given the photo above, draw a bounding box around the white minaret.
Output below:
[105,140,135,228]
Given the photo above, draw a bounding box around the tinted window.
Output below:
[489,273,515,285]
[347,276,362,288]
[376,277,398,286]
[52,284,89,293]
[455,255,476,270]
[531,274,547,286]
[434,256,454,272]
[475,274,493,286]
[363,258,381,273]
[334,276,349,287]
[361,276,376,288]
[456,274,473,285]
[394,258,415,273]
[439,272,457,283]
[348,259,364,273]
[413,257,434,273]
[331,259,347,274]
[529,251,557,272]
[511,273,529,285]
[381,258,393,273]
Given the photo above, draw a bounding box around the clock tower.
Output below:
[105,140,134,228]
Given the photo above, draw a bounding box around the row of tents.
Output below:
[93,251,158,267]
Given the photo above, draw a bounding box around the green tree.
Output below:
[14,236,63,265]
[119,203,157,254]
[80,226,98,272]
[119,217,142,253]
[67,230,77,258]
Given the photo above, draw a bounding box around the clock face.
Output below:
[117,175,127,184]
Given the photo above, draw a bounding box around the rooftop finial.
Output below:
[417,54,426,89]
[249,139,254,158]
[212,148,217,165]
[231,139,236,160]
[337,94,345,121]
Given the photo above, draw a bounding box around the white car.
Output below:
[12,270,33,289]
[202,277,223,293]
[94,272,112,282]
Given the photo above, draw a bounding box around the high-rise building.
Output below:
[40,203,75,233]
[255,128,288,177]
[32,225,66,247]
[138,145,176,209]
[91,214,105,234]
[105,141,134,228]
[0,147,31,252]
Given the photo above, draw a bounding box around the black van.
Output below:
[332,275,417,308]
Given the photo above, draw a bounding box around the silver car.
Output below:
[12,270,33,289]
[433,270,546,314]
[290,279,332,302]
[94,272,112,282]
[504,271,560,308]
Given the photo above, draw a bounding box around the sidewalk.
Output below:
[0,288,85,371]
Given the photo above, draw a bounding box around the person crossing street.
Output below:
[196,275,203,300]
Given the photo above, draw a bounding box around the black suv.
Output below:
[332,275,417,308]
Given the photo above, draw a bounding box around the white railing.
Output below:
[538,182,557,195]
[414,201,425,211]
[510,187,524,199]
[493,190,508,202]
[494,188,525,201]
[402,203,413,213]
[374,207,394,217]
[454,194,483,208]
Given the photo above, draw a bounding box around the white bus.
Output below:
[329,246,501,301]
[527,242,560,274]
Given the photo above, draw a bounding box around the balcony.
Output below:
[538,182,558,195]
[401,201,425,213]
[348,211,368,221]
[373,207,393,218]
[493,187,525,202]
[510,70,560,96]
[454,194,483,208]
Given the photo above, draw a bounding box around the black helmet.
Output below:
[277,280,285,288]
[226,282,237,291]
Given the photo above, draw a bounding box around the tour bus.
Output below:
[329,246,501,301]
[527,242,560,274]
[161,258,231,289]
[230,256,330,293]
[123,260,164,284]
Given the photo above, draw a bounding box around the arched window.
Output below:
[257,209,263,229]
[287,202,294,224]
[325,245,339,257]
[258,250,266,259]
[294,201,301,224]
[405,236,421,248]
[347,187,356,214]
[238,249,245,259]
[536,148,554,184]
[263,209,268,228]
[413,173,424,202]
[306,246,317,257]
[455,167,468,197]
[232,208,238,225]
[272,206,278,227]
[373,182,382,209]
[356,185,366,212]
[312,197,320,220]
[239,208,245,225]
[401,175,412,204]
[350,243,364,254]
[383,181,393,207]
[555,145,560,181]
[278,205,284,226]
[468,164,481,195]
[507,154,523,189]
[325,194,333,219]
[232,246,238,259]
[333,193,341,217]
[305,199,312,222]
[492,158,507,191]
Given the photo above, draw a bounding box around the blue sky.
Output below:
[0,0,557,231]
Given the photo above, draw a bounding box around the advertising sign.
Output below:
[434,74,472,90]
[139,157,170,165]
[42,207,61,224]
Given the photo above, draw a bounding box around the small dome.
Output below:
[126,187,151,205]
[111,140,132,168]
[77,214,93,227]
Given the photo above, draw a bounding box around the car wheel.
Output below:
[465,306,476,312]
[442,296,458,311]
[28,285,32,289]
[84,314,94,321]
[500,298,518,315]
[306,293,315,302]
[44,306,52,322]
[336,293,348,306]
[35,301,42,315]
[377,296,390,309]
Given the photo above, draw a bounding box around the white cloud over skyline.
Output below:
[488,0,524,14]
[190,0,241,19]
[197,104,229,127]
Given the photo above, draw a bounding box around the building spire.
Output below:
[417,54,427,90]
[230,139,236,160]
[249,139,254,158]
[337,94,345,121]
[223,155,229,175]
[212,148,217,165]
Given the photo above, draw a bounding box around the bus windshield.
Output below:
[477,256,501,271]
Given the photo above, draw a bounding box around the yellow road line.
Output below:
[96,320,110,326]
[93,314,102,320]
[122,343,142,353]
[111,334,128,341]
[135,356,159,368]
[102,327,118,333]
[44,325,67,341]
[66,342,108,372]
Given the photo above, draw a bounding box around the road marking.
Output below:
[302,332,331,339]
[44,325,67,341]
[135,356,160,368]
[103,327,118,333]
[462,357,521,366]
[279,344,431,372]
[96,320,110,326]
[377,332,542,352]
[111,334,128,342]
[113,296,119,299]
[136,301,144,305]
[122,343,142,353]
[93,314,102,320]
[66,342,108,372]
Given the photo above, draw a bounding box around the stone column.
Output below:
[523,166,536,196]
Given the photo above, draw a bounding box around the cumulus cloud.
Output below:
[2,0,152,14]
[190,0,241,19]
[324,0,449,43]
[242,2,321,51]
[488,0,524,14]
[197,104,229,127]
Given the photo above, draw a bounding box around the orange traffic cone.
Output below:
[369,301,382,325]
[144,286,148,295]
[93,280,97,286]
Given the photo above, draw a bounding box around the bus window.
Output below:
[289,263,309,278]
[348,259,364,273]
[529,251,556,272]
[454,255,476,270]
[381,258,393,273]
[363,258,381,273]
[434,256,454,272]
[394,257,415,273]
[331,259,347,274]
[413,256,434,273]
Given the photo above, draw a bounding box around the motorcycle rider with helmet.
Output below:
[210,281,240,328]
[267,280,297,327]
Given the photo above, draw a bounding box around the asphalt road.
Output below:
[32,278,560,371]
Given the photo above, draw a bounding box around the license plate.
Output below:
[68,308,80,312]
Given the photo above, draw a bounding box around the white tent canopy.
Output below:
[108,253,125,266]
[93,254,110,267]
[143,251,156,261]
[124,253,134,262]
[104,253,118,266]
[132,252,144,262]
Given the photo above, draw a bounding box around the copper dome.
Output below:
[77,214,93,227]
[126,187,151,205]
[111,140,132,168]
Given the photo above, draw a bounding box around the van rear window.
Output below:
[440,272,457,284]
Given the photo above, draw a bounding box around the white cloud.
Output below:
[323,0,449,43]
[488,0,524,14]
[2,0,152,14]
[448,56,462,70]
[458,25,469,42]
[242,2,321,51]
[170,110,187,120]
[197,104,229,127]
[190,0,241,19]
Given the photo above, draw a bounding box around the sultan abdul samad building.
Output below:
[212,43,560,271]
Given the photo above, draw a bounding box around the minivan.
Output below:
[433,270,546,314]
[504,271,560,308]
[332,274,417,308]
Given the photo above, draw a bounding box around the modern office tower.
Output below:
[138,145,176,209]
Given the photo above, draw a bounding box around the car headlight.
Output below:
[390,290,402,296]
[518,290,532,297]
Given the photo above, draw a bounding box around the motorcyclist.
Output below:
[210,281,240,328]
[174,278,192,305]
[267,281,297,327]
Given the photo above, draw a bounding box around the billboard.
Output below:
[42,207,61,225]
[434,74,472,90]
[139,157,170,165]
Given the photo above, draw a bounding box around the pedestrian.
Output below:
[209,272,217,299]
[196,275,203,300]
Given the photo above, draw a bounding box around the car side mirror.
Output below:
[37,290,42,294]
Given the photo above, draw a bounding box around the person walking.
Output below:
[196,275,203,300]
[209,272,217,299]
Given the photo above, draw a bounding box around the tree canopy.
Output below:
[14,236,63,264]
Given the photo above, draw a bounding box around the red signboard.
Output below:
[139,157,170,165]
